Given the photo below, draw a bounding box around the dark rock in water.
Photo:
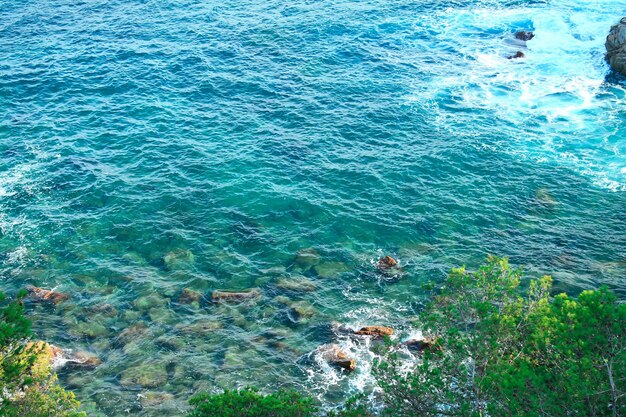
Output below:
[515,30,535,41]
[319,344,356,372]
[115,323,151,346]
[403,337,439,352]
[68,350,102,368]
[26,286,70,304]
[354,325,394,337]
[87,303,118,317]
[606,17,626,76]
[507,51,525,59]
[178,288,203,304]
[211,288,261,302]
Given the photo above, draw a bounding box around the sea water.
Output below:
[1,0,625,415]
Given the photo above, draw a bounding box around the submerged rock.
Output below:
[212,288,261,302]
[163,249,195,270]
[86,303,118,317]
[606,18,626,76]
[293,248,321,270]
[68,350,102,368]
[134,293,169,311]
[26,286,70,304]
[178,288,203,304]
[354,326,394,337]
[313,262,349,279]
[139,391,175,408]
[120,363,168,388]
[116,323,151,346]
[318,344,356,372]
[515,30,535,41]
[275,276,317,292]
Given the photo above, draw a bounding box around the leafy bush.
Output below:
[187,387,317,417]
[0,291,86,417]
[374,256,626,417]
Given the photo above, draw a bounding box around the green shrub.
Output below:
[373,256,626,417]
[0,291,86,417]
[187,387,317,417]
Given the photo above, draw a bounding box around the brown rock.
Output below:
[354,326,394,337]
[319,344,356,372]
[377,256,398,270]
[212,288,261,302]
[404,337,440,352]
[116,323,151,346]
[87,303,118,317]
[178,288,202,304]
[70,351,102,368]
[26,286,70,304]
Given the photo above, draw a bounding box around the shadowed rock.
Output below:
[354,325,394,337]
[507,51,525,59]
[403,337,439,352]
[178,288,203,304]
[515,30,534,41]
[606,18,626,76]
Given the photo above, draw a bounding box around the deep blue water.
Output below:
[1,0,626,415]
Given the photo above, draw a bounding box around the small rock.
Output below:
[293,248,321,269]
[70,321,109,338]
[354,326,394,337]
[69,351,102,368]
[313,262,349,279]
[176,320,222,334]
[116,323,151,346]
[403,337,439,352]
[377,256,398,270]
[134,293,169,311]
[26,286,70,304]
[212,288,261,302]
[606,17,626,76]
[507,51,525,59]
[87,303,118,317]
[178,288,203,304]
[276,277,317,292]
[139,391,175,408]
[163,249,195,270]
[515,30,534,41]
[120,363,168,388]
[319,344,356,372]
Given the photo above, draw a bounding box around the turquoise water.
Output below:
[1,0,626,414]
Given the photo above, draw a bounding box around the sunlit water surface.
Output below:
[1,0,626,415]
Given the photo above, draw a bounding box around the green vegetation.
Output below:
[374,256,626,417]
[187,388,317,417]
[2,257,625,417]
[0,291,86,417]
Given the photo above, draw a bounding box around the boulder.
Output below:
[515,31,534,41]
[115,323,151,346]
[26,286,69,304]
[293,248,321,269]
[354,326,394,337]
[162,249,194,270]
[319,344,356,372]
[212,288,261,302]
[275,277,317,292]
[120,363,168,388]
[606,18,626,76]
[139,391,175,408]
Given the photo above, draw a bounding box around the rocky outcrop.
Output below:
[354,326,394,337]
[319,344,356,371]
[606,18,626,76]
[515,31,534,41]
[507,51,525,60]
[178,288,203,304]
[26,341,101,370]
[403,337,439,352]
[26,286,69,304]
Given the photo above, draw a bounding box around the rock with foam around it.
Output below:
[606,18,626,76]
[354,325,394,337]
[318,344,356,372]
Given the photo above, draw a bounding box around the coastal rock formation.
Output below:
[26,342,101,370]
[354,325,394,337]
[178,288,203,304]
[319,344,356,371]
[515,31,534,41]
[606,18,626,76]
[26,286,70,304]
[212,288,261,302]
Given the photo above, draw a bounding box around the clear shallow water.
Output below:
[1,0,626,415]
